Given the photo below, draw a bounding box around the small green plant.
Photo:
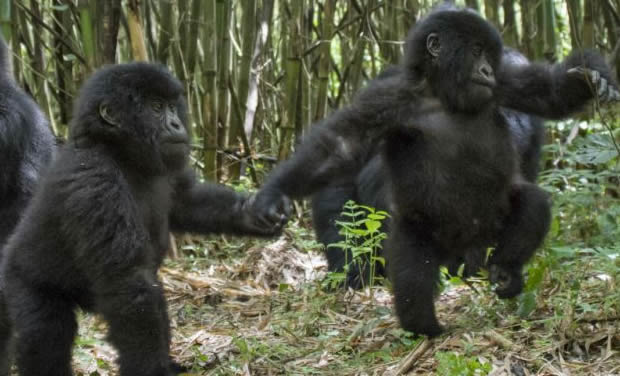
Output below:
[323,200,388,290]
[435,351,491,376]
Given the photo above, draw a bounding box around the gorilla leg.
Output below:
[490,183,551,298]
[387,219,443,337]
[0,199,26,249]
[9,284,77,376]
[0,297,12,376]
[95,271,172,376]
[312,183,371,288]
[158,299,186,374]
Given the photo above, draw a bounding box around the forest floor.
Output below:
[61,221,618,375]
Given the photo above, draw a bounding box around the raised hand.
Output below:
[567,67,620,103]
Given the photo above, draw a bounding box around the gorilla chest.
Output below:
[133,178,173,260]
[422,113,515,184]
[390,111,515,229]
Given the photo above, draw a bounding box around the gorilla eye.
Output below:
[152,100,164,113]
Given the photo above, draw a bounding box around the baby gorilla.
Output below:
[253,6,618,337]
[0,63,287,376]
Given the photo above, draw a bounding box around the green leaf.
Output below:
[365,219,382,233]
[367,213,387,220]
[524,263,545,292]
[517,291,537,318]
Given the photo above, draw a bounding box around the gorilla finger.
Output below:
[609,87,620,102]
[567,67,588,78]
[589,69,600,85]
[597,77,608,97]
[278,196,293,217]
[254,214,277,229]
[258,208,288,229]
[251,220,279,235]
[267,205,285,222]
[278,213,289,226]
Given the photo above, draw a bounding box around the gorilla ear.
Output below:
[99,103,119,127]
[427,33,440,57]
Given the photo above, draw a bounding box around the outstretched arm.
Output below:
[497,50,619,119]
[255,78,401,207]
[262,110,365,199]
[169,169,288,237]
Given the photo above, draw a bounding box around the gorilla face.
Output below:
[70,63,190,175]
[405,9,503,113]
[468,43,496,97]
[428,32,499,112]
[97,95,190,173]
[459,45,496,111]
[147,97,190,171]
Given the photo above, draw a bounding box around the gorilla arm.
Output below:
[253,79,401,212]
[0,109,29,193]
[497,50,620,119]
[169,169,287,237]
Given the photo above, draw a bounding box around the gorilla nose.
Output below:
[479,64,494,79]
[166,117,188,141]
[169,119,182,131]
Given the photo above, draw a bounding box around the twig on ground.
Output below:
[483,329,516,351]
[395,338,433,375]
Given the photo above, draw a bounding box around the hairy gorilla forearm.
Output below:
[497,50,617,119]
[169,169,285,236]
[261,81,402,199]
[262,122,361,199]
[169,170,247,234]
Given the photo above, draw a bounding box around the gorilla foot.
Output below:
[399,316,444,338]
[489,264,524,299]
[169,359,188,374]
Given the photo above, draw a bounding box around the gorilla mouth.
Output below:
[162,135,189,146]
[162,140,190,155]
[471,78,496,88]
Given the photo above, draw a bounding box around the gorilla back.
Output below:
[0,35,55,247]
[0,63,286,376]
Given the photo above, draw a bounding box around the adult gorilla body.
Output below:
[312,49,545,288]
[0,36,55,247]
[254,7,618,336]
[0,64,286,375]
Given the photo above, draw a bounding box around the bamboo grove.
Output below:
[2,0,618,183]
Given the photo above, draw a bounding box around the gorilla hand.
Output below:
[236,190,291,237]
[567,67,620,103]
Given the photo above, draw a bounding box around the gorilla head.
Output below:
[404,8,503,112]
[71,64,190,173]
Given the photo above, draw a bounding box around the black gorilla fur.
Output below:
[0,63,286,375]
[0,36,55,248]
[312,48,545,289]
[253,6,618,336]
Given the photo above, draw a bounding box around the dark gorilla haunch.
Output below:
[0,63,287,376]
[253,6,618,336]
[0,35,55,248]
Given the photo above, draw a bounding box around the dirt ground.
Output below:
[62,233,619,375]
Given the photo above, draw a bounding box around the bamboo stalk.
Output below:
[127,0,149,61]
[202,0,218,180]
